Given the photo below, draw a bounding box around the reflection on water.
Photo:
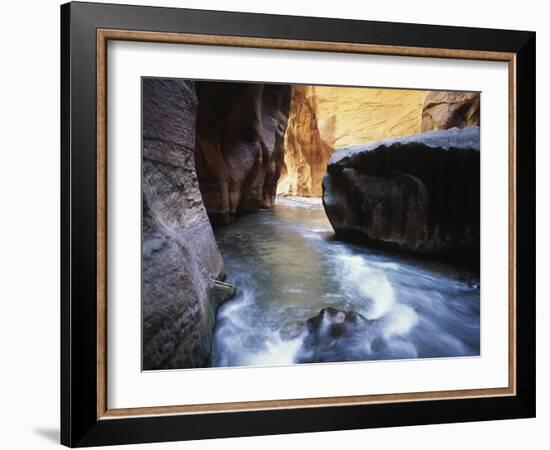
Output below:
[211,198,480,367]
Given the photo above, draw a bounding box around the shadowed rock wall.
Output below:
[142,79,233,370]
[194,82,291,224]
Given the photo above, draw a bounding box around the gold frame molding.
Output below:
[96,28,517,420]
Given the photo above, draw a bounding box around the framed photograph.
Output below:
[61,1,536,447]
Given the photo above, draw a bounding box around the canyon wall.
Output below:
[277,86,333,196]
[194,82,291,224]
[322,127,480,269]
[421,91,480,132]
[142,79,234,370]
[278,85,428,196]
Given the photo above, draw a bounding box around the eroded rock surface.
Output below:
[421,91,480,132]
[322,127,480,268]
[194,82,291,224]
[278,86,333,196]
[278,85,428,197]
[142,79,234,370]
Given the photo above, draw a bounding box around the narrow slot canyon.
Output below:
[142,78,481,370]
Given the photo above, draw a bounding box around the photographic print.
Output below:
[142,78,480,371]
[62,6,535,444]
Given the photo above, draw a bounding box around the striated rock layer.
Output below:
[279,85,428,196]
[322,127,480,269]
[421,91,480,132]
[194,82,291,224]
[142,79,234,370]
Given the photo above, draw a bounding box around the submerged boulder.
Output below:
[142,79,234,370]
[289,307,373,363]
[322,126,480,269]
[282,305,427,363]
[304,307,370,338]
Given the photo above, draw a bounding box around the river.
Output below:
[211,197,480,367]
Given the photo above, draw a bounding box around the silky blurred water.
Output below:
[211,198,480,367]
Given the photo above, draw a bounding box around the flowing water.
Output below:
[211,197,480,367]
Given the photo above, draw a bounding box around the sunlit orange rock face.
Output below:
[277,86,333,197]
[421,91,480,132]
[278,85,428,197]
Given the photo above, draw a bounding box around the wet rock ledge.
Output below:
[322,126,480,270]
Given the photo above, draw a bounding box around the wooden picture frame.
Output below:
[61,1,535,447]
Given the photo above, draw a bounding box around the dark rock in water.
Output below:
[294,307,372,363]
[306,307,368,338]
[279,320,307,341]
[282,306,424,363]
[194,82,291,225]
[142,79,234,370]
[322,127,480,270]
